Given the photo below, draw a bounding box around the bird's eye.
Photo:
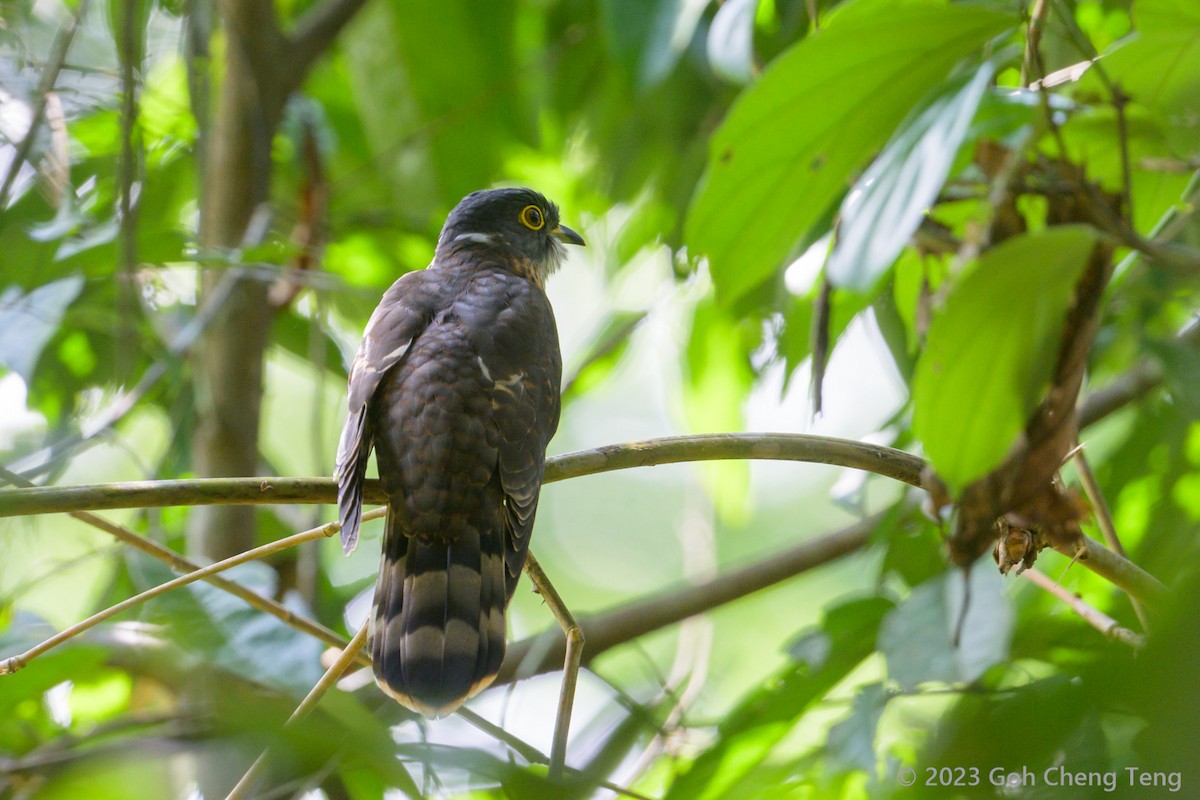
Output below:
[519,205,545,231]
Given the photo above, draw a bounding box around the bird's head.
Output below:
[435,188,585,286]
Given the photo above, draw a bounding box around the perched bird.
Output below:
[335,188,584,717]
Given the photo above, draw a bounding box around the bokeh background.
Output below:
[1,0,1198,797]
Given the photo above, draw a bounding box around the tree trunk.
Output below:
[188,0,288,561]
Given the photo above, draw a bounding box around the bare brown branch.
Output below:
[286,0,372,89]
[0,433,927,517]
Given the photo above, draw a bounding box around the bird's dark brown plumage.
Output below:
[334,188,583,716]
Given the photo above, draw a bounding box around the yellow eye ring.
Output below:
[519,204,545,231]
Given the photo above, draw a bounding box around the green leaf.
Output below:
[826,682,889,776]
[1144,337,1200,418]
[912,226,1096,492]
[1105,0,1200,112]
[686,1,1014,302]
[664,596,894,800]
[0,274,84,383]
[827,61,995,292]
[878,557,1013,691]
[603,0,709,86]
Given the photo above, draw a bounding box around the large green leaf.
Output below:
[912,226,1096,492]
[826,61,995,293]
[342,0,528,213]
[878,557,1013,691]
[686,1,1014,302]
[1101,0,1200,154]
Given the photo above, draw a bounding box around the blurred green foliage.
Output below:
[1,0,1199,797]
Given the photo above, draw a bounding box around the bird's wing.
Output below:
[335,270,441,554]
[481,280,563,599]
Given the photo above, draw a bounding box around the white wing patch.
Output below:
[494,371,526,400]
[477,356,525,400]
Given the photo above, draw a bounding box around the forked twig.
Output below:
[523,551,584,781]
[226,622,371,800]
[1021,568,1144,648]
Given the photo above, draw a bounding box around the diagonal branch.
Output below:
[0,465,357,657]
[0,509,384,676]
[1021,568,1144,648]
[285,0,372,91]
[0,0,89,212]
[5,269,247,481]
[499,513,877,684]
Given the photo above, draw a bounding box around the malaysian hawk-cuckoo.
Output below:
[335,188,584,716]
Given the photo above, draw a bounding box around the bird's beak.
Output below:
[551,224,586,246]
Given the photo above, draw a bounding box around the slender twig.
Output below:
[1078,314,1200,428]
[1021,568,1144,648]
[116,0,142,381]
[6,268,247,480]
[226,622,371,800]
[1021,0,1050,86]
[454,708,547,764]
[1043,0,1134,214]
[1073,449,1150,630]
[501,514,878,684]
[0,0,89,213]
[523,552,584,781]
[0,464,359,658]
[0,509,384,675]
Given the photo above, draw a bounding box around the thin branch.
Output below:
[1021,568,1144,648]
[0,433,928,517]
[1021,0,1050,86]
[0,0,89,213]
[0,509,384,675]
[1073,449,1150,630]
[0,464,358,658]
[0,430,1167,607]
[116,0,142,381]
[523,552,583,781]
[499,513,877,683]
[226,622,371,800]
[286,0,371,89]
[6,268,248,480]
[1077,314,1200,428]
[1067,534,1164,607]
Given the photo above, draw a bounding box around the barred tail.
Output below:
[370,510,509,717]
